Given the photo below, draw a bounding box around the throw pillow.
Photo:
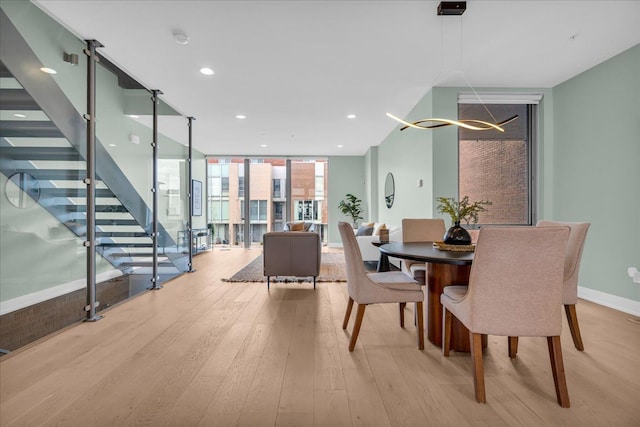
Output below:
[355,225,374,236]
[290,222,305,231]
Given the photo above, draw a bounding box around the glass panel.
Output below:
[458,103,531,225]
[290,159,328,242]
[207,157,239,245]
[95,54,158,296]
[0,6,90,350]
[157,115,191,271]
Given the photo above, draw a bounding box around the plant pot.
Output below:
[443,221,472,245]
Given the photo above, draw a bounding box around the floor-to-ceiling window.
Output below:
[206,157,328,245]
[290,159,328,241]
[458,100,537,226]
[207,160,230,244]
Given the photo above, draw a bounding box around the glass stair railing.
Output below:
[0,59,184,284]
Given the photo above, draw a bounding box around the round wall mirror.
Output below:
[5,172,40,208]
[384,172,394,208]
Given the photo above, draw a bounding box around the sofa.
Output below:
[354,222,401,263]
[282,221,317,232]
[263,231,321,289]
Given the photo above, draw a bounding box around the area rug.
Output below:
[223,252,346,283]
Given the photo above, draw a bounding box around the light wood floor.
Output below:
[1,248,639,426]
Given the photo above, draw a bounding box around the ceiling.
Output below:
[33,1,640,157]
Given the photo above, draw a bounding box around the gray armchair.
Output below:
[263,231,321,290]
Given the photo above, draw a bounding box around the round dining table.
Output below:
[379,242,486,352]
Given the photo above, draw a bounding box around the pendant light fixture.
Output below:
[387,1,518,133]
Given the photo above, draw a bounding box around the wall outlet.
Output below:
[628,267,640,284]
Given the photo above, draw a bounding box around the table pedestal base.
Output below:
[427,263,487,352]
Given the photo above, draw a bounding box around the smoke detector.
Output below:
[173,31,190,45]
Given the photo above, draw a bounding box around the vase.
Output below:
[443,221,472,245]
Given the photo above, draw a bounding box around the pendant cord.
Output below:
[459,15,498,124]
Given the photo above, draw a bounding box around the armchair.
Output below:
[263,231,321,290]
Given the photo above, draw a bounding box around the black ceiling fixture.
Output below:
[437,1,466,16]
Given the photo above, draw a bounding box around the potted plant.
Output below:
[436,196,492,244]
[338,193,363,228]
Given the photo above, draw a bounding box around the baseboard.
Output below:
[0,270,123,316]
[578,286,640,316]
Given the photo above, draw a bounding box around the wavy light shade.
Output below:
[386,112,519,132]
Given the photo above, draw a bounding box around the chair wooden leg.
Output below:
[267,276,270,290]
[565,304,584,351]
[470,332,486,403]
[508,336,519,359]
[349,304,367,351]
[342,297,354,329]
[399,302,406,328]
[415,301,424,350]
[547,336,570,407]
[442,308,452,356]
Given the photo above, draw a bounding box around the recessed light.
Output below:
[235,114,246,119]
[126,114,139,119]
[337,145,344,148]
[14,113,26,118]
[200,67,214,75]
[108,144,117,147]
[260,144,267,147]
[347,114,356,119]
[40,67,57,74]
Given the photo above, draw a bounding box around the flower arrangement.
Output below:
[436,196,492,225]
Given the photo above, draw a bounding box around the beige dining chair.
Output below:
[509,221,591,355]
[338,222,425,351]
[401,218,446,284]
[441,226,571,407]
[399,218,446,327]
[537,221,591,350]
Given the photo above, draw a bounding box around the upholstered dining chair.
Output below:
[537,221,591,350]
[398,218,446,326]
[338,222,424,351]
[508,221,591,355]
[401,218,446,284]
[441,226,571,407]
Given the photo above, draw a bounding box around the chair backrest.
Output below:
[338,222,369,299]
[402,218,446,243]
[537,221,590,305]
[464,226,570,336]
[263,231,321,277]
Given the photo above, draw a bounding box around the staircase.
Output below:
[0,57,186,283]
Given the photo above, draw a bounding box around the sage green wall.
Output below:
[364,147,378,222]
[328,156,365,245]
[553,44,640,302]
[376,90,435,227]
[371,61,637,304]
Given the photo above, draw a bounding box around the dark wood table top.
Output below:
[379,242,474,266]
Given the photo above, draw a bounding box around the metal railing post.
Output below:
[243,159,250,248]
[149,89,163,290]
[84,39,104,321]
[187,116,196,272]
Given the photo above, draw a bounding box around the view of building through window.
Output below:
[458,103,533,225]
[207,158,328,245]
